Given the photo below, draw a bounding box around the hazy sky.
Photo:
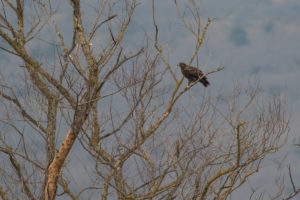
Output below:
[196,0,300,198]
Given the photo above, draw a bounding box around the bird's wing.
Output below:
[182,65,209,87]
[186,66,204,77]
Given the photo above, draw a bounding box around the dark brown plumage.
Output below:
[178,62,210,87]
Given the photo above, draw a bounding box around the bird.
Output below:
[178,62,210,87]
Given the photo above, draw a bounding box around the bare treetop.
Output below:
[0,0,297,200]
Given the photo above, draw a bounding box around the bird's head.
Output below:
[178,62,186,68]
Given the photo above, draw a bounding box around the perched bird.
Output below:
[178,62,210,87]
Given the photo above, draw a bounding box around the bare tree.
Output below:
[0,0,297,200]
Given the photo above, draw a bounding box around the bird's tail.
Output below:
[200,77,210,87]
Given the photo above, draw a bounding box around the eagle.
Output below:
[178,62,210,87]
